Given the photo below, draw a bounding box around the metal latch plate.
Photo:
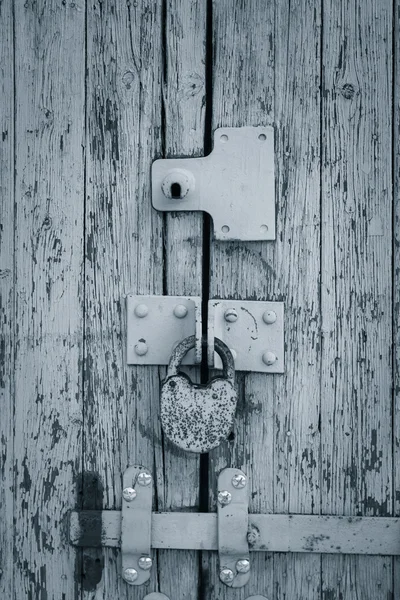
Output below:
[126,295,202,365]
[208,300,284,373]
[152,127,275,241]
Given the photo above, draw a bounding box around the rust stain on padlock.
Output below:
[161,336,237,453]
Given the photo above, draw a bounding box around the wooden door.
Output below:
[1,1,399,598]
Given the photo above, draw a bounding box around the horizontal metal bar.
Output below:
[69,511,400,556]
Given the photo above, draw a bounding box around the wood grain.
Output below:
[0,1,14,598]
[321,0,393,598]
[395,0,400,595]
[157,1,206,598]
[13,1,85,598]
[84,1,164,597]
[209,0,321,598]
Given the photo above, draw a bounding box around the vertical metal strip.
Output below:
[121,466,153,585]
[217,468,250,588]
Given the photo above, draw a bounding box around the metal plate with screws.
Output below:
[152,127,275,241]
[121,466,153,586]
[208,300,284,373]
[218,468,250,588]
[126,295,202,365]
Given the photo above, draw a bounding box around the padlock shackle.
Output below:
[167,335,235,383]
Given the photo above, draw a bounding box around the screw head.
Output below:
[138,471,152,486]
[262,310,277,324]
[218,490,232,506]
[224,308,238,323]
[138,556,153,570]
[236,558,250,573]
[173,304,188,318]
[220,568,235,583]
[134,303,149,318]
[135,341,148,356]
[231,473,247,489]
[123,568,138,583]
[122,487,137,502]
[262,351,277,366]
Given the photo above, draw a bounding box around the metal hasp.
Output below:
[152,127,275,241]
[160,336,237,453]
[121,466,153,586]
[208,300,284,373]
[126,295,201,365]
[218,468,250,587]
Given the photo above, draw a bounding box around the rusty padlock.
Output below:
[161,335,237,453]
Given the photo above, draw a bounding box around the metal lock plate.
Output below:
[208,299,284,373]
[218,468,250,588]
[126,295,201,365]
[161,336,237,453]
[121,466,153,586]
[152,127,275,241]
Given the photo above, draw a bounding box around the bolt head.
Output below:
[236,558,250,573]
[231,473,247,489]
[135,342,148,356]
[173,304,188,318]
[218,490,232,506]
[262,310,277,324]
[134,303,149,318]
[123,568,138,583]
[122,487,137,502]
[262,351,277,366]
[220,568,235,583]
[224,308,238,323]
[138,471,152,486]
[138,556,153,570]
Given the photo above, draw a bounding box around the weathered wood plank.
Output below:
[84,1,164,597]
[157,1,206,597]
[13,1,85,598]
[395,0,400,595]
[321,0,393,598]
[209,0,321,597]
[208,0,275,593]
[70,511,400,555]
[0,1,14,598]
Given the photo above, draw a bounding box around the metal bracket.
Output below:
[208,300,284,373]
[152,127,275,241]
[126,295,202,365]
[121,466,153,586]
[217,468,250,588]
[127,296,284,373]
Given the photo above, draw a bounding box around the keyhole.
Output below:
[170,182,181,199]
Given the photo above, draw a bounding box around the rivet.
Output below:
[221,225,230,233]
[134,304,148,318]
[220,134,229,143]
[138,556,153,570]
[262,351,276,366]
[123,568,138,583]
[135,342,148,356]
[236,558,250,573]
[138,472,152,486]
[122,487,137,502]
[173,304,188,318]
[219,568,234,583]
[306,575,312,582]
[258,133,267,141]
[218,490,232,506]
[262,310,277,324]
[286,431,292,437]
[231,473,247,488]
[224,308,238,323]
